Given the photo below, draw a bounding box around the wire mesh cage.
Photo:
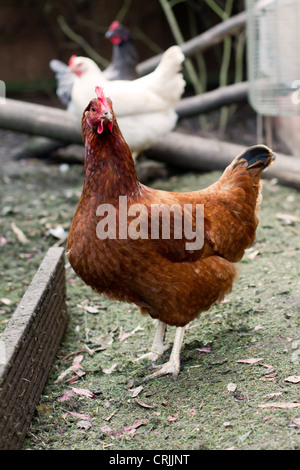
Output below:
[246,0,300,116]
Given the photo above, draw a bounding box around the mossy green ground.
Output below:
[0,157,299,450]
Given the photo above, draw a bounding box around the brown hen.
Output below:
[67,87,275,381]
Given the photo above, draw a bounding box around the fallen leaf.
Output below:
[65,410,92,420]
[83,305,100,313]
[291,418,300,426]
[0,236,8,247]
[55,355,85,383]
[227,382,237,392]
[48,225,67,240]
[71,387,96,398]
[223,421,232,427]
[119,331,131,342]
[236,358,264,365]
[233,391,247,400]
[196,346,211,353]
[167,413,179,422]
[11,222,29,244]
[103,363,118,374]
[263,392,282,398]
[129,385,143,397]
[77,420,92,430]
[247,249,260,260]
[259,402,300,409]
[259,363,276,374]
[276,213,300,223]
[135,398,155,409]
[57,390,75,402]
[123,419,147,433]
[284,375,300,383]
[100,425,112,435]
[0,298,12,306]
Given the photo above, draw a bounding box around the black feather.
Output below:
[235,145,273,170]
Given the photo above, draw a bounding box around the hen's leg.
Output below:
[134,320,171,363]
[142,326,186,381]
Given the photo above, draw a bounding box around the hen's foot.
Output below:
[142,359,180,382]
[141,325,186,382]
[133,343,172,364]
[133,320,170,364]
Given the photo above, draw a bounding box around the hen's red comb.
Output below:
[95,86,110,108]
[68,55,77,67]
[109,21,119,31]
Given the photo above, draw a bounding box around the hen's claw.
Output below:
[141,325,186,382]
[134,344,172,364]
[142,359,180,382]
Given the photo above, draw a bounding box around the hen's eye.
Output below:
[90,107,96,114]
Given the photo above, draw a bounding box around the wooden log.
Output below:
[0,98,82,144]
[175,82,249,118]
[137,11,246,76]
[145,132,300,190]
[1,98,299,189]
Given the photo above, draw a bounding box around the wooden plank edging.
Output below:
[0,247,68,450]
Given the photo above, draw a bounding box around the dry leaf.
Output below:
[196,346,211,353]
[0,298,12,306]
[291,418,300,426]
[259,402,300,409]
[77,420,92,430]
[135,398,155,409]
[247,249,260,260]
[103,363,118,374]
[83,305,100,313]
[123,419,147,433]
[276,213,300,223]
[129,385,143,397]
[0,236,8,247]
[57,390,75,402]
[236,358,264,365]
[71,387,96,398]
[167,413,179,422]
[263,392,282,398]
[227,383,237,392]
[119,331,131,342]
[48,225,67,240]
[65,410,92,420]
[55,355,85,383]
[11,222,29,244]
[284,375,300,383]
[100,425,112,435]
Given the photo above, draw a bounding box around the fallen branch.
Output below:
[1,98,299,189]
[176,81,249,118]
[137,11,246,75]
[0,98,82,144]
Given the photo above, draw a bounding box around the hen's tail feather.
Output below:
[233,144,275,171]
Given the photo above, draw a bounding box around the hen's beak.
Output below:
[97,110,113,134]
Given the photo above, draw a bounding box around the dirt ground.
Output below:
[0,125,299,451]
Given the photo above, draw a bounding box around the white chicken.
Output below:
[67,46,185,154]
